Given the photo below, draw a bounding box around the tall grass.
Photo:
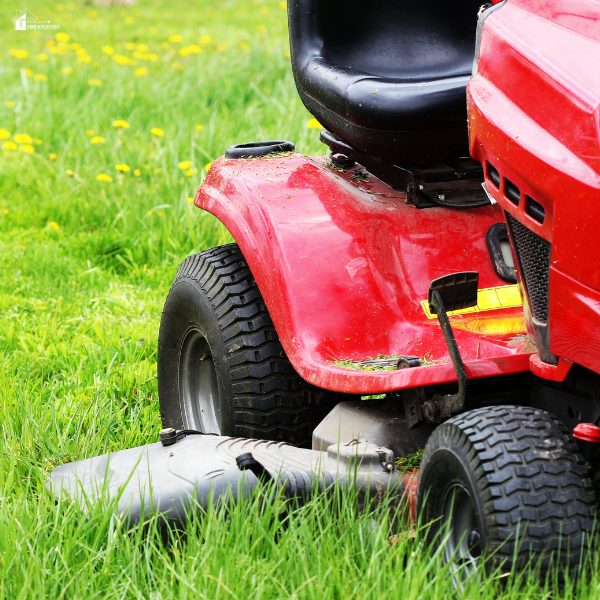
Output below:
[1,1,599,597]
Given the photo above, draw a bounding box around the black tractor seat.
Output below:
[288,0,484,165]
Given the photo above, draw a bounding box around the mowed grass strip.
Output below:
[1,1,598,597]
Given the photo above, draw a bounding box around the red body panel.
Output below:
[468,0,600,375]
[195,154,532,393]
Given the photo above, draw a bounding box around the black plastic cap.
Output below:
[225,140,295,159]
[159,427,178,446]
[235,452,256,470]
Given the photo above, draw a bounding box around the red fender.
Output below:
[195,153,532,393]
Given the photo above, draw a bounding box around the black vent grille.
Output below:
[506,213,550,324]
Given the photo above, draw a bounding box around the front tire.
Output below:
[158,243,336,446]
[417,406,596,578]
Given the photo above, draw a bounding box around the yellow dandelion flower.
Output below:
[283,50,291,58]
[134,67,148,77]
[129,92,135,98]
[62,67,73,75]
[195,124,204,131]
[185,168,195,176]
[37,54,48,61]
[188,44,201,54]
[0,130,11,140]
[171,63,184,71]
[34,74,49,82]
[70,43,81,50]
[89,10,98,18]
[115,164,130,172]
[102,46,115,55]
[1,209,9,215]
[76,48,88,56]
[48,221,60,230]
[78,55,92,63]
[97,173,113,182]
[200,35,212,45]
[86,130,94,136]
[90,136,106,144]
[47,40,56,47]
[49,153,57,160]
[178,160,192,170]
[24,69,33,77]
[6,102,15,108]
[112,120,130,129]
[261,6,270,14]
[150,128,165,137]
[280,1,287,8]
[88,79,102,86]
[257,25,266,34]
[14,134,33,144]
[3,141,18,150]
[205,161,214,171]
[66,169,74,176]
[10,49,29,59]
[169,35,183,43]
[125,16,134,24]
[134,169,141,176]
[161,42,169,49]
[179,47,190,57]
[132,51,144,59]
[146,53,159,61]
[20,144,35,153]
[187,197,194,203]
[35,139,43,145]
[306,118,322,129]
[136,44,148,52]
[56,33,70,42]
[240,42,250,52]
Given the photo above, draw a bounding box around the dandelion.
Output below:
[161,42,169,50]
[113,54,135,66]
[48,221,60,230]
[49,153,57,160]
[169,35,183,43]
[205,161,214,171]
[6,102,15,108]
[14,134,33,144]
[185,168,196,176]
[34,74,49,82]
[35,139,43,145]
[24,69,33,77]
[195,124,204,131]
[146,53,159,61]
[240,42,250,52]
[134,169,141,176]
[125,16,134,24]
[89,79,102,86]
[90,136,106,144]
[261,7,270,14]
[257,25,266,34]
[200,35,212,45]
[134,67,148,77]
[179,47,190,57]
[102,46,115,55]
[76,48,88,56]
[66,169,74,176]
[189,45,201,54]
[86,130,95,136]
[187,197,194,203]
[150,128,165,137]
[56,33,70,42]
[115,164,130,172]
[136,44,148,52]
[78,55,92,63]
[9,49,29,58]
[62,67,73,75]
[171,63,184,71]
[97,173,113,182]
[178,160,192,170]
[47,40,56,47]
[89,10,98,18]
[20,144,35,153]
[3,141,17,150]
[71,43,81,50]
[283,50,290,58]
[112,120,130,129]
[1,209,9,214]
[280,1,287,8]
[306,118,322,129]
[37,54,48,61]
[0,130,11,140]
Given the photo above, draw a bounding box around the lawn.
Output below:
[0,1,598,597]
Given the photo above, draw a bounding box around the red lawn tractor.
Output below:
[52,0,600,577]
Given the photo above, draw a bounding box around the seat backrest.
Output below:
[289,0,482,81]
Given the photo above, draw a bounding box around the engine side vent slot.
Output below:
[525,195,546,224]
[506,213,550,323]
[486,162,500,188]
[504,178,520,206]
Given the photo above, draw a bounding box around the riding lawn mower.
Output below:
[51,0,600,576]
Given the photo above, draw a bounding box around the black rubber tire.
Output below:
[158,243,337,446]
[417,406,596,575]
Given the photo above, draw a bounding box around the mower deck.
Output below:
[196,153,533,394]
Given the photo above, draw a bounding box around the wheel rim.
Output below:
[179,328,220,433]
[441,483,481,579]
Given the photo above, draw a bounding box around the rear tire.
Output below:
[158,243,337,446]
[417,406,596,578]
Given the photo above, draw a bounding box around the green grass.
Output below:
[1,1,599,597]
